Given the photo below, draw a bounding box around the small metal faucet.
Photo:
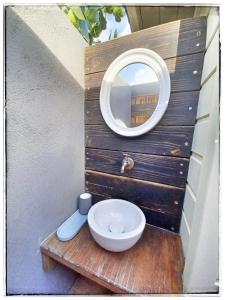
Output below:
[121,154,134,174]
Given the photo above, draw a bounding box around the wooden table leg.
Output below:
[41,253,57,272]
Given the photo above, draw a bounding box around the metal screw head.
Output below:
[193,70,198,75]
[184,141,189,146]
[189,106,193,111]
[174,201,179,205]
[171,226,175,231]
[180,163,183,167]
[179,171,183,175]
[196,43,200,47]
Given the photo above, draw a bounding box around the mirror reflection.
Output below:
[110,63,159,128]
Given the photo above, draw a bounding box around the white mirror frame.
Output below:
[100,48,171,137]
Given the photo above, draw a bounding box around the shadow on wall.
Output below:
[6,7,85,294]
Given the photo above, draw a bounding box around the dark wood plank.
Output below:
[86,170,184,218]
[140,205,181,233]
[90,193,182,233]
[86,148,189,187]
[69,275,111,295]
[85,91,199,126]
[41,224,184,293]
[85,16,206,74]
[85,53,204,100]
[86,124,194,158]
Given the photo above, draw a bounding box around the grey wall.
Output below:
[6,6,87,294]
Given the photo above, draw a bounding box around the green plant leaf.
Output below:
[71,6,85,20]
[99,9,106,30]
[113,7,125,18]
[79,20,89,40]
[84,7,99,23]
[60,5,126,45]
[67,9,78,27]
[59,5,69,14]
[91,23,102,38]
[104,6,114,14]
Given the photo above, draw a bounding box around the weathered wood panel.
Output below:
[69,275,111,295]
[85,17,206,74]
[85,53,204,100]
[85,91,199,126]
[86,148,189,187]
[86,171,184,218]
[85,17,206,232]
[41,224,184,293]
[91,193,182,233]
[86,124,194,158]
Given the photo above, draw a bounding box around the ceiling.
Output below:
[126,6,211,32]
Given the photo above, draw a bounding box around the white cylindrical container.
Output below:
[79,193,92,215]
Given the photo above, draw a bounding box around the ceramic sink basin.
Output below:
[87,199,146,252]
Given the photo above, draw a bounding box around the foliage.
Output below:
[59,5,125,45]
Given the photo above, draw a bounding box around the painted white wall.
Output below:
[180,7,219,293]
[6,5,87,294]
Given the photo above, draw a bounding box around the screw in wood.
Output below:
[188,106,193,111]
[174,201,179,205]
[196,43,200,47]
[171,226,175,231]
[193,70,198,75]
[180,163,183,167]
[184,141,189,146]
[179,171,183,175]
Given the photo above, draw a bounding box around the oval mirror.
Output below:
[100,48,171,137]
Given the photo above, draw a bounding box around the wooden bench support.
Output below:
[41,253,57,272]
[69,275,111,295]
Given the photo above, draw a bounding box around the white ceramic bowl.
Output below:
[88,199,146,252]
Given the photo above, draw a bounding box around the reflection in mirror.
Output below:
[110,63,159,128]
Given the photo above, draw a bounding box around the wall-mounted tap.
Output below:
[121,154,134,174]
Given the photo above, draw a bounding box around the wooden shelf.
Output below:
[40,224,184,294]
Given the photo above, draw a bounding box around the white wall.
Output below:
[180,7,219,293]
[6,5,87,294]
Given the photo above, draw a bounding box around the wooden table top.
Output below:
[40,224,184,294]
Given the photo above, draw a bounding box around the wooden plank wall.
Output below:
[85,17,206,233]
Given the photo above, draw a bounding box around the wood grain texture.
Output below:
[90,193,182,233]
[84,17,206,232]
[41,224,184,294]
[86,171,184,218]
[85,16,206,74]
[69,275,111,295]
[41,254,57,272]
[86,124,194,158]
[86,148,189,187]
[86,91,199,126]
[85,53,204,100]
